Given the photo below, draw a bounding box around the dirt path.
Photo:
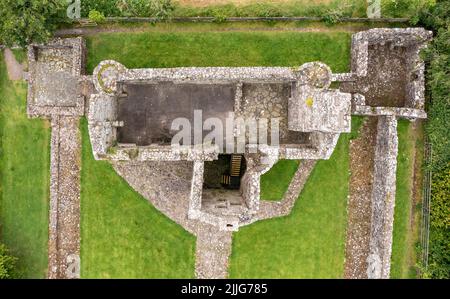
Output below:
[3,48,23,81]
[195,225,233,279]
[344,117,378,279]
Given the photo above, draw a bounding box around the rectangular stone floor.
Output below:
[117,81,236,145]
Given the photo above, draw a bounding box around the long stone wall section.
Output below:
[48,116,81,279]
[367,115,398,279]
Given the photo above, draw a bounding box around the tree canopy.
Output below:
[0,0,66,48]
[0,243,17,279]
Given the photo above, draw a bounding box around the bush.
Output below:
[88,10,106,23]
[81,0,174,19]
[0,0,66,48]
[0,244,17,279]
[211,9,227,23]
[322,11,343,25]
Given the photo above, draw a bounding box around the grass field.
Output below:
[86,31,351,73]
[0,54,50,278]
[390,120,423,278]
[80,119,196,278]
[173,0,367,18]
[172,0,432,18]
[260,160,300,201]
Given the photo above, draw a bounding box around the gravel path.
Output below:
[3,48,23,81]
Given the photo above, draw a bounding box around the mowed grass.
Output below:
[390,120,423,278]
[0,54,50,278]
[86,31,351,73]
[80,119,196,278]
[260,160,300,201]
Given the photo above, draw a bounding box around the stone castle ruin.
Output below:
[26,28,432,279]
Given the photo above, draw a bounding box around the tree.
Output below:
[0,243,17,279]
[0,0,66,48]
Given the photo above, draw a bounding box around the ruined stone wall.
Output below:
[367,115,398,279]
[350,28,431,112]
[351,32,369,77]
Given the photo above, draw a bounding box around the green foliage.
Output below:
[172,1,366,18]
[0,244,18,279]
[0,0,66,48]
[382,0,435,18]
[260,160,300,201]
[417,0,450,279]
[322,10,343,25]
[88,9,106,23]
[211,9,227,23]
[426,226,450,278]
[430,165,450,229]
[382,0,415,17]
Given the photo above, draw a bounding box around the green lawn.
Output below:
[80,119,196,278]
[86,31,351,73]
[390,120,423,278]
[229,117,364,278]
[260,160,300,201]
[0,54,50,278]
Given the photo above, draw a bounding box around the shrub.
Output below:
[322,12,342,25]
[0,244,17,279]
[211,9,227,23]
[88,9,106,23]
